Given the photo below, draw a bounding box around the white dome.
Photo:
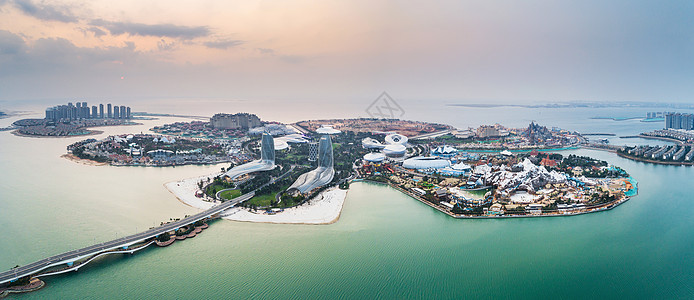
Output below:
[316,125,341,134]
[402,156,451,169]
[385,133,408,145]
[282,134,309,143]
[363,152,386,162]
[383,144,407,156]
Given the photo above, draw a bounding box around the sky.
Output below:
[0,0,693,105]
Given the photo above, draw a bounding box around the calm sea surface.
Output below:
[1,100,693,299]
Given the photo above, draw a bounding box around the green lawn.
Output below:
[245,184,299,208]
[218,189,241,200]
[206,183,234,197]
[246,193,276,207]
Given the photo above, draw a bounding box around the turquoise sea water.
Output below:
[1,102,694,299]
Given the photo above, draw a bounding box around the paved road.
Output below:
[410,129,452,140]
[0,167,296,285]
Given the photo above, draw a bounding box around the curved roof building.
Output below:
[383,144,407,157]
[223,133,276,180]
[402,156,451,170]
[363,152,386,163]
[362,137,386,149]
[274,139,289,151]
[385,133,408,145]
[289,135,335,194]
[279,133,310,144]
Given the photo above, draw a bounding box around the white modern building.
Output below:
[383,144,407,158]
[362,137,386,149]
[316,125,341,135]
[289,135,335,194]
[402,156,451,169]
[363,152,386,163]
[223,133,276,180]
[384,133,408,145]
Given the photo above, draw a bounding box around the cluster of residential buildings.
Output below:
[45,102,131,121]
[665,112,694,130]
[642,129,694,143]
[622,145,694,162]
[67,134,249,166]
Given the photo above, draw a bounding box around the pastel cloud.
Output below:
[90,19,210,39]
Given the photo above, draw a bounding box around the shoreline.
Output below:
[60,154,109,166]
[222,188,348,225]
[360,178,636,219]
[458,145,580,153]
[616,151,694,166]
[634,134,685,145]
[164,173,222,211]
[164,174,348,225]
[11,129,104,138]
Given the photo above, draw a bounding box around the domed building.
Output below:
[384,133,408,145]
[316,125,341,135]
[402,156,451,170]
[363,152,386,163]
[383,144,407,158]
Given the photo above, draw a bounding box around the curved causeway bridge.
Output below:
[0,191,254,285]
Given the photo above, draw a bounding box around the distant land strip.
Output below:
[132,112,210,120]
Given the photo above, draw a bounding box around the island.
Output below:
[10,101,138,137]
[65,114,637,221]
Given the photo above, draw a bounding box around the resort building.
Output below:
[362,137,386,149]
[363,152,386,163]
[316,125,342,135]
[383,144,407,158]
[402,156,451,170]
[289,135,335,194]
[384,133,408,145]
[223,133,276,180]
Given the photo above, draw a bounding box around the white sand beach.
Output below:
[222,188,348,224]
[165,173,223,210]
[165,174,348,225]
